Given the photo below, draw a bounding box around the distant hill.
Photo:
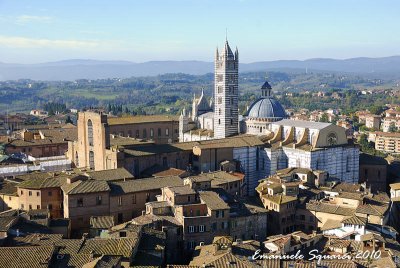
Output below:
[1,56,400,81]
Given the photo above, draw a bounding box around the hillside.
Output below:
[1,56,400,81]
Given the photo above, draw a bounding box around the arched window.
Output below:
[75,151,79,167]
[89,151,95,170]
[150,128,154,137]
[87,119,93,146]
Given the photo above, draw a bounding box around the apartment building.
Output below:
[365,114,381,130]
[374,131,400,153]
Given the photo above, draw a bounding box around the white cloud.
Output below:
[15,15,53,24]
[0,35,99,49]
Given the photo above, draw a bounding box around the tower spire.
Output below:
[225,28,228,42]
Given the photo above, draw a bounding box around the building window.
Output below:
[48,204,53,210]
[77,198,83,207]
[143,129,147,138]
[216,211,220,218]
[75,151,79,167]
[136,130,140,138]
[230,119,233,125]
[218,119,221,125]
[217,74,223,82]
[118,197,122,206]
[89,151,95,170]
[96,196,102,205]
[87,119,94,146]
[29,204,32,210]
[217,86,223,93]
[20,190,23,196]
[158,128,162,137]
[48,191,52,196]
[188,226,195,233]
[29,191,32,196]
[165,128,169,136]
[21,204,24,209]
[37,205,40,209]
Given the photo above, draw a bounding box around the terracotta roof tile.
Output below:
[61,180,110,195]
[0,246,55,268]
[90,216,115,229]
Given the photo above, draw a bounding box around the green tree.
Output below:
[369,105,384,115]
[388,122,397,133]
[319,113,329,122]
[65,115,73,124]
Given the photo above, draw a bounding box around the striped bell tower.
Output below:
[213,40,239,139]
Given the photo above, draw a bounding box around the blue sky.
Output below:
[0,0,399,63]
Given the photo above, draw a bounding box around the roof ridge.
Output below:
[369,204,383,215]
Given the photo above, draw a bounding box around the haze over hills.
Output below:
[1,56,400,81]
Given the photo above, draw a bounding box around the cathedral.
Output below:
[179,39,359,193]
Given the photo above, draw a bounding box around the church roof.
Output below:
[196,90,212,113]
[246,97,286,119]
[261,81,272,89]
[272,119,331,130]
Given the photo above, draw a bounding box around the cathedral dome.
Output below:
[245,80,286,121]
[246,97,286,119]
